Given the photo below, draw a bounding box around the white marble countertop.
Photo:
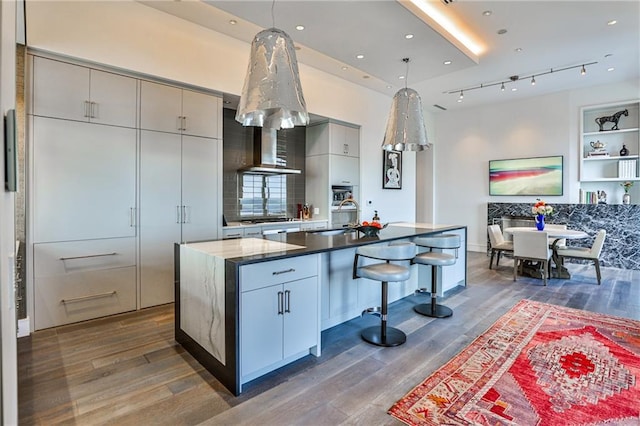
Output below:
[182,238,306,259]
[224,218,328,229]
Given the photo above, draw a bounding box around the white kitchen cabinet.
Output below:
[139,130,221,308]
[579,100,640,204]
[32,117,137,243]
[32,56,137,128]
[306,121,359,158]
[33,238,137,329]
[240,256,319,381]
[140,80,222,139]
[330,155,360,186]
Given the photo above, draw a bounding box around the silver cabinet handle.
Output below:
[272,268,295,276]
[59,252,117,261]
[284,290,291,313]
[176,206,181,224]
[61,291,116,304]
[277,291,284,315]
[83,100,90,118]
[182,116,187,132]
[90,101,97,118]
[177,116,183,131]
[129,207,136,227]
[181,205,189,224]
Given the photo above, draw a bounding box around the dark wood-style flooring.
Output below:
[18,252,640,425]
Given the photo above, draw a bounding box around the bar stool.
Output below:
[412,234,461,318]
[352,242,415,347]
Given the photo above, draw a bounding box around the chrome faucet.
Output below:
[338,198,359,226]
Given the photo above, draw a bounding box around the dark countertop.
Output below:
[224,223,467,265]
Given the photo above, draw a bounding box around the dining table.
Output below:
[504,227,590,279]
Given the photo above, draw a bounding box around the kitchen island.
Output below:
[175,223,467,395]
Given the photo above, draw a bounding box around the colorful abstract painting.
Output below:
[489,156,563,196]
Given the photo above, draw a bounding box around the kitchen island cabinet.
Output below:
[176,223,466,395]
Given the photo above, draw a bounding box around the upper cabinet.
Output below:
[32,56,138,128]
[140,80,222,139]
[306,121,360,158]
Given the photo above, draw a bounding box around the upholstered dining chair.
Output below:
[513,231,552,286]
[487,224,513,269]
[555,229,606,285]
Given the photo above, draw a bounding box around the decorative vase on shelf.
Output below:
[620,145,629,156]
[623,193,631,205]
[535,214,545,231]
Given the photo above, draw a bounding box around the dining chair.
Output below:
[513,231,552,286]
[555,229,606,285]
[487,224,513,269]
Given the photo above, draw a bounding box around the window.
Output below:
[239,174,287,217]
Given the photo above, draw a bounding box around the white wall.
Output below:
[431,79,640,252]
[0,0,18,422]
[25,0,415,223]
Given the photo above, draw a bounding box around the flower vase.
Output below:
[535,214,545,231]
[623,193,630,205]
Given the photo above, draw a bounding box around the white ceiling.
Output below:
[141,0,640,113]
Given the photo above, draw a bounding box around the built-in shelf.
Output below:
[583,128,639,137]
[580,177,640,182]
[583,154,639,161]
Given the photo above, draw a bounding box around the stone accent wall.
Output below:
[488,202,639,270]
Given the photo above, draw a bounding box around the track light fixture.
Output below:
[445,61,597,98]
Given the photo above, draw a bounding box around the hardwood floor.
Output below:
[18,252,640,425]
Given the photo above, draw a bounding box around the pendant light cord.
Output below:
[403,58,410,89]
[271,0,276,28]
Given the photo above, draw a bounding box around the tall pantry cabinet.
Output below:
[28,55,222,329]
[139,81,222,308]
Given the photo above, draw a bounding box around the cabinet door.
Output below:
[89,70,137,128]
[343,125,360,158]
[283,277,318,358]
[140,130,182,308]
[181,136,220,242]
[33,117,136,242]
[330,155,359,186]
[241,285,284,377]
[140,80,182,133]
[32,56,90,122]
[182,90,221,139]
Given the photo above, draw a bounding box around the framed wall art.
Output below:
[489,155,563,196]
[383,150,402,189]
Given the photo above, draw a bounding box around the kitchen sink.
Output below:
[306,228,356,236]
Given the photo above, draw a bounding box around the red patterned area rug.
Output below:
[388,299,640,425]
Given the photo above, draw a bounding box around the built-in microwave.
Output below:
[331,185,353,207]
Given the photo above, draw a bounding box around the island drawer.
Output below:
[240,254,318,292]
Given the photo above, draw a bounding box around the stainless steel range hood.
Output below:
[238,128,302,175]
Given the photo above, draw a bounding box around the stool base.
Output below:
[361,326,406,347]
[414,303,453,318]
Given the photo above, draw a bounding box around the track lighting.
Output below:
[445,61,597,99]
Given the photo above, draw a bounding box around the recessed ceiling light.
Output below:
[511,87,517,92]
[497,29,507,35]
[295,25,305,31]
[443,60,452,65]
[399,75,405,80]
[405,34,414,39]
[514,47,523,53]
[608,67,615,72]
[457,99,463,103]
[229,19,237,25]
[482,10,492,16]
[386,85,392,89]
[341,66,348,71]
[356,54,364,59]
[607,20,617,26]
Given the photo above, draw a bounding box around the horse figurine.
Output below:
[595,109,628,131]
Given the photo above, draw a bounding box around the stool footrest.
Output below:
[414,303,453,318]
[361,307,382,318]
[414,288,430,295]
[361,326,406,347]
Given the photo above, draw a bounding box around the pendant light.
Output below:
[235,1,309,130]
[382,58,431,151]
